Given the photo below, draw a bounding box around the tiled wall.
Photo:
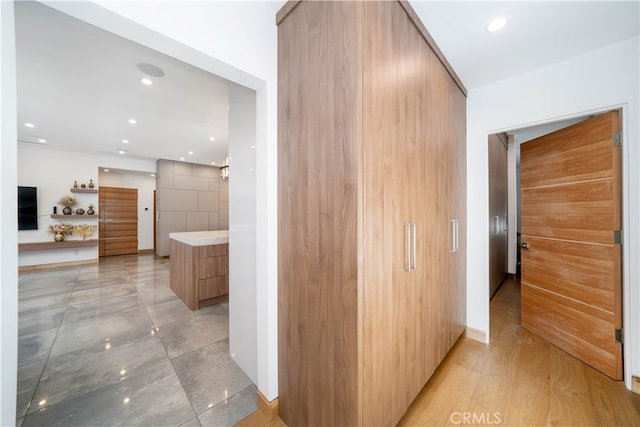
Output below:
[156,159,228,256]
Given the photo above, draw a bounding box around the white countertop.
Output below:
[169,230,229,246]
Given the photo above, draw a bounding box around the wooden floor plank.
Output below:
[240,278,640,426]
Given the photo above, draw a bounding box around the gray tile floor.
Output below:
[17,254,256,427]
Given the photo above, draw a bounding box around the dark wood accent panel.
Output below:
[99,238,139,257]
[520,110,622,380]
[199,276,228,300]
[99,186,138,257]
[98,221,136,238]
[278,1,467,426]
[522,283,619,379]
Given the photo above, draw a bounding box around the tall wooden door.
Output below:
[520,110,622,379]
[99,186,138,257]
[489,133,509,297]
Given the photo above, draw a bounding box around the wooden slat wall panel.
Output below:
[522,284,618,378]
[97,222,136,238]
[101,207,137,221]
[100,238,138,256]
[99,186,138,257]
[520,113,614,188]
[98,188,138,203]
[522,237,616,312]
[521,180,614,244]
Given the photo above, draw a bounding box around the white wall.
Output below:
[18,144,155,267]
[40,0,280,400]
[466,36,640,388]
[228,83,258,384]
[99,169,156,251]
[0,1,18,424]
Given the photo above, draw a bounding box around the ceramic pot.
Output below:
[54,232,65,242]
[62,206,72,215]
[87,207,95,215]
[75,208,85,215]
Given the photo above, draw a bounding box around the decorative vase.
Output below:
[54,232,65,242]
[75,208,85,215]
[62,206,72,215]
[88,179,95,189]
[87,206,94,215]
[73,180,78,188]
[81,183,86,188]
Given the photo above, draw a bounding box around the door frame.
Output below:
[491,103,632,389]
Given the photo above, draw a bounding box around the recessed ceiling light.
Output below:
[188,151,194,155]
[104,169,110,172]
[128,119,137,124]
[140,78,153,86]
[180,157,185,161]
[487,17,508,32]
[24,122,35,128]
[150,174,155,177]
[209,136,216,141]
[122,139,129,144]
[118,150,126,155]
[250,145,256,149]
[211,162,216,165]
[37,138,47,143]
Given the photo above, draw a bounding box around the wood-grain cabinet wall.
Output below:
[277,1,467,426]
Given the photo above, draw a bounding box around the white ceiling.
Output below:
[15,1,230,167]
[15,1,640,166]
[411,1,639,90]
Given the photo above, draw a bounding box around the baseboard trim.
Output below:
[18,259,98,272]
[257,391,279,420]
[465,327,489,343]
[632,376,640,395]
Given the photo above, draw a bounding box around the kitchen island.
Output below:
[169,230,229,310]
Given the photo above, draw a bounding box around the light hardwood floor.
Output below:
[237,277,640,426]
[399,277,640,426]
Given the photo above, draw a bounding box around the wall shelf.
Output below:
[19,239,98,252]
[51,214,97,219]
[70,188,97,193]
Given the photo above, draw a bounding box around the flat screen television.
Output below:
[18,186,38,230]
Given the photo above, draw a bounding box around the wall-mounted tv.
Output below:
[18,186,38,230]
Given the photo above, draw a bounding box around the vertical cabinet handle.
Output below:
[405,222,417,271]
[411,223,417,271]
[494,216,500,235]
[405,223,411,272]
[450,219,459,253]
[503,215,508,232]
